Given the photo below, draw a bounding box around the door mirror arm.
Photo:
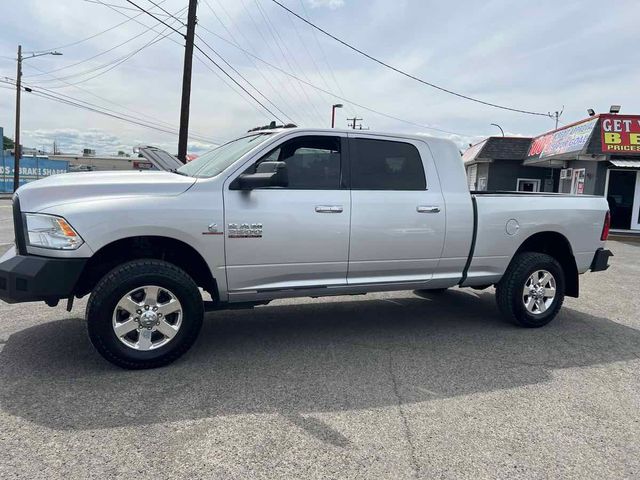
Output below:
[230,161,288,190]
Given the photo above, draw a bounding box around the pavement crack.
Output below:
[388,353,420,479]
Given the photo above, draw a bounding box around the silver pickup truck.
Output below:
[0,127,613,369]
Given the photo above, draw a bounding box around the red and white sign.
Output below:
[600,114,640,154]
[527,118,597,159]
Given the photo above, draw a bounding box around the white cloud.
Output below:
[308,0,345,9]
[23,128,126,155]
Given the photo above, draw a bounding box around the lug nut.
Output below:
[136,309,142,314]
[152,306,158,311]
[144,305,150,310]
[134,317,139,322]
[157,313,162,317]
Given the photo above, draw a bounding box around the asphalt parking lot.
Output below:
[0,198,639,479]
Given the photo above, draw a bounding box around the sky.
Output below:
[0,0,638,155]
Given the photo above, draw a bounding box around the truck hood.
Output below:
[16,170,196,212]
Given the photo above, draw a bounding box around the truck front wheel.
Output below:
[86,259,204,369]
[495,252,565,328]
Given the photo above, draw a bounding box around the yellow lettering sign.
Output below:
[604,132,622,144]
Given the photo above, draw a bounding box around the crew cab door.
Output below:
[346,135,446,284]
[223,133,350,296]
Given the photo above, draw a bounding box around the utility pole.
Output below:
[177,0,198,164]
[551,106,564,130]
[347,117,362,130]
[13,45,22,192]
[12,46,62,191]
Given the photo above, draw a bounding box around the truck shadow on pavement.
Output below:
[1,289,639,437]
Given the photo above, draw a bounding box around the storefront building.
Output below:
[464,113,640,232]
[462,136,559,192]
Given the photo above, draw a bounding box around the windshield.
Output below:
[177,133,273,178]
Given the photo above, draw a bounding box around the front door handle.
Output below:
[315,205,344,213]
[417,205,441,213]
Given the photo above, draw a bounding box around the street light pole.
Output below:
[490,123,504,137]
[13,46,62,192]
[331,104,343,128]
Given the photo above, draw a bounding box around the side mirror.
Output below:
[231,161,288,190]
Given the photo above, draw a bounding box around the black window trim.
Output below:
[345,136,428,191]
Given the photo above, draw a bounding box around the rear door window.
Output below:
[349,138,426,190]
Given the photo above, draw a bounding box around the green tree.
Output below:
[3,136,14,150]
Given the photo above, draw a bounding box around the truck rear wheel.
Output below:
[86,259,204,369]
[495,252,565,328]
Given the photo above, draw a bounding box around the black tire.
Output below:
[495,252,565,328]
[86,259,204,369]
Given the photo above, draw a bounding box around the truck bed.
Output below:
[461,192,608,287]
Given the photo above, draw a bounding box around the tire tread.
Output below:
[86,259,203,369]
[496,252,564,327]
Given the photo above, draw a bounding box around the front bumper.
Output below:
[590,248,613,272]
[0,247,86,303]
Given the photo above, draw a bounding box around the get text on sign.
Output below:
[601,114,640,153]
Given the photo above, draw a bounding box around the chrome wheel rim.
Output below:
[112,285,182,351]
[522,270,556,315]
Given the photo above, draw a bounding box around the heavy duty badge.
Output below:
[228,223,263,238]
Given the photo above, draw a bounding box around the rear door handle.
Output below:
[315,205,344,213]
[417,205,440,213]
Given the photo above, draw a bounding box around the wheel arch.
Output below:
[513,231,579,297]
[75,235,218,299]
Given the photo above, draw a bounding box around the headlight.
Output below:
[24,213,84,250]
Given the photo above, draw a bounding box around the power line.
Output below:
[270,0,553,118]
[123,0,185,38]
[144,0,187,26]
[208,0,311,125]
[201,0,300,122]
[83,0,185,19]
[32,23,178,88]
[235,0,318,125]
[31,0,170,54]
[193,43,284,123]
[251,0,324,124]
[119,0,286,122]
[195,33,296,123]
[279,0,355,121]
[25,3,182,79]
[88,0,278,122]
[23,60,216,142]
[196,24,470,136]
[0,78,220,144]
[30,1,188,87]
[296,0,355,118]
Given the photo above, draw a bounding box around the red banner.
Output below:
[601,114,640,154]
